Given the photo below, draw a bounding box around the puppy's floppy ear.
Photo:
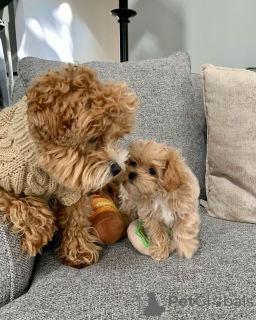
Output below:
[26,85,60,143]
[163,148,185,192]
[25,64,84,146]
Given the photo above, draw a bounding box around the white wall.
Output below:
[184,0,256,72]
[16,0,119,63]
[129,0,256,72]
[15,0,256,72]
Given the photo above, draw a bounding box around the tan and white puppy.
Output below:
[120,140,200,261]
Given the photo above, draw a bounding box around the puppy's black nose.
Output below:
[111,162,121,176]
[129,172,137,181]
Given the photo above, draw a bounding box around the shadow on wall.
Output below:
[17,1,73,61]
[129,0,185,61]
[16,0,119,63]
[70,0,119,63]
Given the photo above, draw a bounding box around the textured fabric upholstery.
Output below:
[0,38,9,109]
[16,51,207,199]
[1,206,256,320]
[0,225,35,308]
[201,64,256,223]
[11,76,26,106]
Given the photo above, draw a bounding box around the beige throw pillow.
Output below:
[201,64,256,223]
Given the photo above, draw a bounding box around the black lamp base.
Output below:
[111,1,137,62]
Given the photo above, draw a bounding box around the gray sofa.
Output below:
[0,51,255,320]
[0,37,9,109]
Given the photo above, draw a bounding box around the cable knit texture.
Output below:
[0,96,81,206]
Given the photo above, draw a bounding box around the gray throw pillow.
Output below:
[16,51,206,198]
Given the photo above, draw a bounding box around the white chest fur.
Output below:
[153,196,174,228]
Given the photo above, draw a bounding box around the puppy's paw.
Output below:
[169,240,177,254]
[177,238,198,259]
[150,243,170,261]
[21,226,56,257]
[19,205,56,256]
[59,241,101,268]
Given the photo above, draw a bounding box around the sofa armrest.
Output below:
[0,225,35,307]
[11,76,26,105]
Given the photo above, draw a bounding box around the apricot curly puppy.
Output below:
[0,64,138,268]
[120,140,200,260]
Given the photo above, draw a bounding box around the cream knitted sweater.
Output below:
[0,97,81,206]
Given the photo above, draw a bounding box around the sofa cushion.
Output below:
[16,51,206,198]
[11,76,26,106]
[0,225,35,307]
[201,64,256,223]
[0,206,255,319]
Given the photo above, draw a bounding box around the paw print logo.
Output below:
[143,292,165,317]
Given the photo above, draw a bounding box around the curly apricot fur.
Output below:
[0,63,138,268]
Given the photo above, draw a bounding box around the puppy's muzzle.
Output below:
[111,162,121,176]
[128,172,137,181]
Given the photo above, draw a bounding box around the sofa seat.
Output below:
[1,206,255,320]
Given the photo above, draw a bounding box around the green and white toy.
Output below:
[127,220,151,256]
[127,220,174,256]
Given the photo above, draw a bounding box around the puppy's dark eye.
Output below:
[129,160,136,167]
[149,168,156,175]
[88,137,98,144]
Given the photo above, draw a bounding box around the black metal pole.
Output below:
[120,16,128,62]
[111,0,137,62]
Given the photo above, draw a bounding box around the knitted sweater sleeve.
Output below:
[52,186,81,207]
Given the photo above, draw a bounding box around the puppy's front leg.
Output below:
[119,199,137,230]
[119,185,138,237]
[0,187,56,256]
[141,215,171,261]
[172,211,200,259]
[56,195,101,268]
